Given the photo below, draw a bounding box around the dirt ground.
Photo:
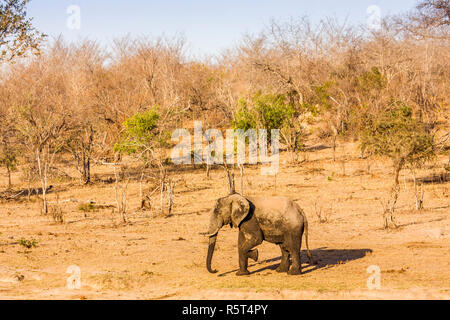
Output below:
[0,142,448,300]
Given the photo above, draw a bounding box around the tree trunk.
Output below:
[26,170,31,202]
[83,157,91,184]
[383,183,399,229]
[412,170,424,210]
[167,180,174,216]
[6,165,11,189]
[80,150,91,185]
[160,180,164,215]
[36,150,48,214]
[383,158,404,229]
[332,134,337,162]
[139,171,144,209]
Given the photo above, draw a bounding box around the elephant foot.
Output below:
[248,249,258,262]
[287,268,302,276]
[276,264,290,273]
[236,270,250,276]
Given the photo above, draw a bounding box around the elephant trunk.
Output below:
[206,235,218,274]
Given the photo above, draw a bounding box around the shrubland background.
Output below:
[0,0,448,299]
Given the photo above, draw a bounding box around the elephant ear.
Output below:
[230,194,250,228]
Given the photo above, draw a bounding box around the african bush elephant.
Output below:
[204,193,314,276]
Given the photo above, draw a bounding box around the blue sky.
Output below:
[27,0,419,56]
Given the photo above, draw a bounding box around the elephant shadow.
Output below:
[218,247,372,277]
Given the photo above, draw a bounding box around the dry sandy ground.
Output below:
[0,143,448,300]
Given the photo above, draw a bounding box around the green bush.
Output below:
[233,92,306,154]
[114,108,161,155]
[360,102,435,228]
[314,81,334,112]
[18,238,38,249]
[78,202,95,212]
[232,98,257,132]
[358,67,387,94]
[360,103,435,167]
[233,92,295,132]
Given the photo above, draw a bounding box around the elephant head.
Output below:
[204,193,250,273]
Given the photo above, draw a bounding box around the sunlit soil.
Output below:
[0,142,448,299]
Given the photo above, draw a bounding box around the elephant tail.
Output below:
[296,203,316,265]
[303,213,315,264]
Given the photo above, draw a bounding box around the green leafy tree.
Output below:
[360,103,435,228]
[232,98,257,133]
[0,0,46,62]
[114,108,174,214]
[114,108,163,160]
[234,93,294,131]
[254,92,295,132]
[233,92,304,149]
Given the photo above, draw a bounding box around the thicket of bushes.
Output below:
[0,1,448,225]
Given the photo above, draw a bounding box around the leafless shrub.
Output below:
[48,192,64,224]
[379,189,400,229]
[314,201,333,223]
[411,168,425,210]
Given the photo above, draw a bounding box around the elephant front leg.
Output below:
[236,231,261,276]
[236,249,250,276]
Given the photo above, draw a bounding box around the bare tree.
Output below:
[416,0,450,28]
[15,105,67,214]
[7,41,70,213]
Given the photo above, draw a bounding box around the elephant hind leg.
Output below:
[276,245,290,273]
[286,235,302,275]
